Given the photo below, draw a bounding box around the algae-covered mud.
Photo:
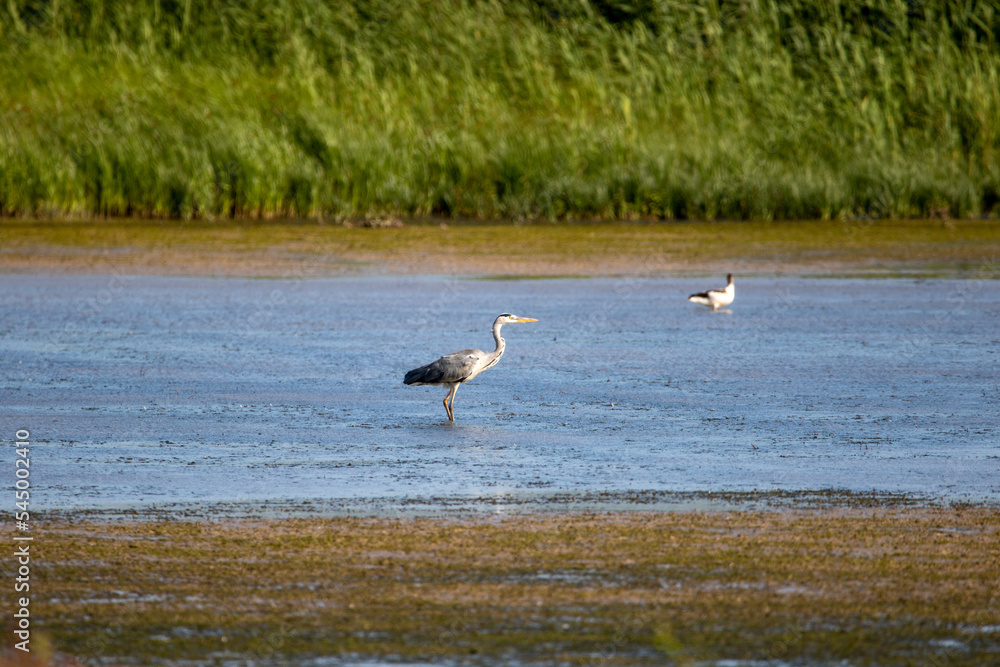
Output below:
[2,218,999,277]
[20,509,1000,665]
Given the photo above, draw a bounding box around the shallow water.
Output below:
[2,274,998,511]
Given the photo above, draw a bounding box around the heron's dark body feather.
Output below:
[404,349,484,386]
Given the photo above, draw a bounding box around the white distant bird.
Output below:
[403,313,537,421]
[688,274,735,311]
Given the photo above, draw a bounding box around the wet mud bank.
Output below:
[2,218,999,278]
[26,508,1000,666]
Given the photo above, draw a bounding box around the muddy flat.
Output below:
[2,218,998,277]
[21,508,1000,665]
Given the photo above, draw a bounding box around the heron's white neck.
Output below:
[491,319,506,357]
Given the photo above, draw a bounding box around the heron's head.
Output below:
[496,313,538,325]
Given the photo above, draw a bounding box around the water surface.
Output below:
[2,274,997,512]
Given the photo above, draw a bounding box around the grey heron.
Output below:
[688,274,735,311]
[403,313,538,421]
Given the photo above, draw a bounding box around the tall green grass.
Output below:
[2,0,999,220]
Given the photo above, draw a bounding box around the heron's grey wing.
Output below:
[404,349,484,385]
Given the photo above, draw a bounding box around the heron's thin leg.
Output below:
[448,383,461,421]
[443,384,457,421]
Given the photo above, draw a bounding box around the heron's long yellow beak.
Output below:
[516,317,538,323]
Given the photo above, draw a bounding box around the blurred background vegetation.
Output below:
[1,0,998,220]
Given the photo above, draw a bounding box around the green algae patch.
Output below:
[26,507,1000,665]
[2,219,999,278]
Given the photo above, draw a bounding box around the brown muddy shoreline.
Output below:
[2,218,998,277]
[18,506,1000,666]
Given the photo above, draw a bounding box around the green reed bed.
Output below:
[2,0,999,220]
